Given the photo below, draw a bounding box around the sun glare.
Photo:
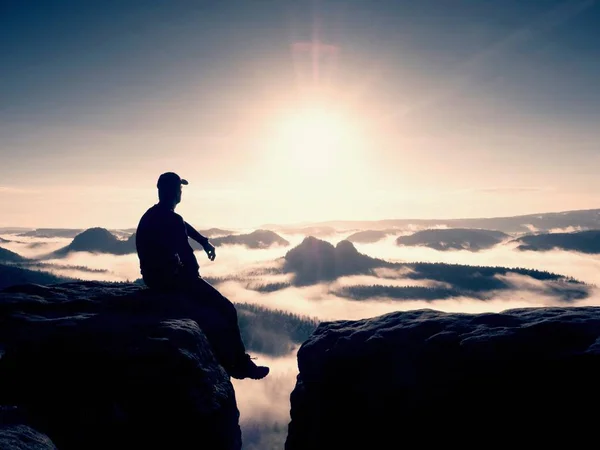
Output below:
[260,101,371,209]
[274,106,356,173]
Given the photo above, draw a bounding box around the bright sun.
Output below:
[273,106,355,174]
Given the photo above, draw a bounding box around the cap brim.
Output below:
[181,179,189,185]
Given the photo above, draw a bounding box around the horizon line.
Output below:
[2,206,599,231]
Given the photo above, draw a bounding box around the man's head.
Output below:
[157,172,188,206]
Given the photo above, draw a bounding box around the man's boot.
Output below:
[228,354,270,380]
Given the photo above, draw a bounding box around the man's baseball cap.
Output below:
[157,172,188,190]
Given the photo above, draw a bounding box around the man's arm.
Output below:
[185,221,216,261]
[185,222,210,246]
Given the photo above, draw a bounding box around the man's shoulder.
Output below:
[172,211,185,222]
[138,204,165,227]
[140,204,184,226]
[140,204,159,220]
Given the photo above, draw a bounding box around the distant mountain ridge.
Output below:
[51,228,136,257]
[0,247,27,263]
[0,227,32,234]
[9,227,233,241]
[283,237,393,285]
[345,230,397,243]
[199,228,234,238]
[266,208,600,234]
[9,207,600,240]
[212,230,289,249]
[48,227,289,256]
[18,228,84,238]
[270,226,337,237]
[191,229,289,250]
[247,236,589,302]
[396,228,509,251]
[514,230,600,254]
[0,264,73,289]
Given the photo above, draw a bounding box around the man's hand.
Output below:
[204,241,216,261]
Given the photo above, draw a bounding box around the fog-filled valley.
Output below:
[3,209,600,448]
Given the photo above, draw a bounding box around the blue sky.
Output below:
[1,0,599,228]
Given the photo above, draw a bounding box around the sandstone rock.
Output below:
[0,424,57,450]
[286,307,600,449]
[0,281,242,450]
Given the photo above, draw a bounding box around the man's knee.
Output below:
[220,297,238,321]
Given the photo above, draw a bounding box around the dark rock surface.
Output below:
[0,424,57,450]
[0,406,57,449]
[286,307,600,449]
[0,282,242,450]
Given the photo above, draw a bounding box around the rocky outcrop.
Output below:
[0,406,57,449]
[286,307,600,449]
[0,425,57,450]
[283,237,391,285]
[0,282,242,450]
[50,228,136,257]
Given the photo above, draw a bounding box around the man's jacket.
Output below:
[136,203,200,286]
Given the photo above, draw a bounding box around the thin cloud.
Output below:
[547,226,587,233]
[355,236,600,286]
[43,252,141,282]
[19,232,600,303]
[218,279,589,322]
[476,187,552,194]
[0,186,42,194]
[0,235,71,259]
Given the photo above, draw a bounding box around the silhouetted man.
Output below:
[136,172,269,380]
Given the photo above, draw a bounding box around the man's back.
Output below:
[133,172,269,379]
[136,203,199,287]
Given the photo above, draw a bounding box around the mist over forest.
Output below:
[2,209,600,448]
